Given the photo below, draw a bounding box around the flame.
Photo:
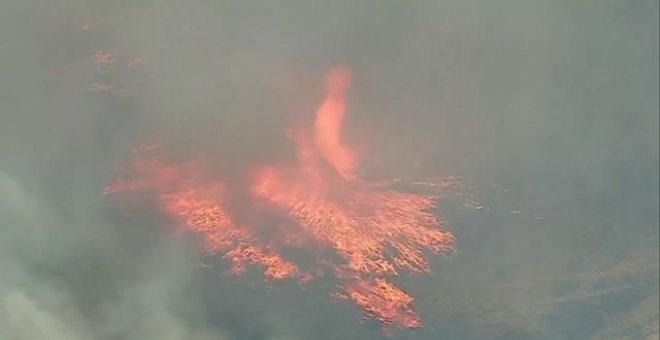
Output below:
[313,66,357,180]
[106,66,455,330]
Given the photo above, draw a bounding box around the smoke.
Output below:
[0,1,657,339]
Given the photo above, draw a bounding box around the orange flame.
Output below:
[106,66,455,330]
[313,66,357,181]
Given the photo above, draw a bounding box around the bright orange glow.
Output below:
[106,66,455,330]
[313,66,357,181]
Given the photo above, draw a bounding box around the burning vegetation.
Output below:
[105,66,455,330]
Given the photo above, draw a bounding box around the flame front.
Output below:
[106,66,454,329]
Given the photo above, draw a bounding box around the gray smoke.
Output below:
[1,1,657,339]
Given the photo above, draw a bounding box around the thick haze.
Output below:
[1,1,658,339]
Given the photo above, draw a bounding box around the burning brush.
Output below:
[105,66,455,330]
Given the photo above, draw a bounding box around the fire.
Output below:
[313,67,357,181]
[106,66,455,330]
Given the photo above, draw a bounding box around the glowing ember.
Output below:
[106,66,455,329]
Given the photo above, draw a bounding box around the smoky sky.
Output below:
[0,1,658,339]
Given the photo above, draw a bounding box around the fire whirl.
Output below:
[105,66,455,329]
